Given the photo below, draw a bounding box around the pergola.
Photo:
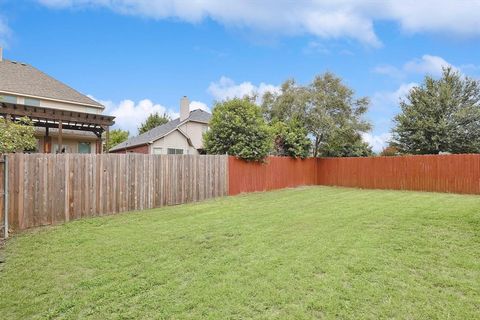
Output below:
[0,102,115,153]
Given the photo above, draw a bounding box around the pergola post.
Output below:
[105,126,110,153]
[58,121,63,153]
[44,126,51,154]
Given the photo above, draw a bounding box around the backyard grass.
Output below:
[1,186,479,319]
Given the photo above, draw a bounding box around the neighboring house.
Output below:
[0,47,115,153]
[110,96,211,154]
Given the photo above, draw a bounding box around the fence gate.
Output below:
[0,155,8,239]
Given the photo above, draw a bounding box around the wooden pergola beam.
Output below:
[0,102,115,154]
[0,102,115,127]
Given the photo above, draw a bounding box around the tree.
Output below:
[380,146,400,157]
[105,129,129,152]
[0,117,37,153]
[138,112,170,134]
[204,98,272,161]
[270,118,311,158]
[391,67,480,154]
[262,72,372,157]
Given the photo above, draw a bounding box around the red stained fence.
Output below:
[317,154,480,195]
[228,156,318,195]
[229,154,480,195]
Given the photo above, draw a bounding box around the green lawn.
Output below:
[1,187,479,319]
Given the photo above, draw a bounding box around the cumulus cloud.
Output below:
[89,96,209,134]
[403,55,454,77]
[375,55,454,79]
[36,1,480,46]
[207,76,280,103]
[189,100,210,113]
[362,132,391,153]
[89,97,177,134]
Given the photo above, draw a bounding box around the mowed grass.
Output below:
[1,187,479,319]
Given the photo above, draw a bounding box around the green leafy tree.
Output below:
[391,67,480,154]
[138,112,170,134]
[204,98,272,161]
[105,129,129,152]
[270,118,311,158]
[380,146,400,157]
[263,72,372,157]
[0,117,37,153]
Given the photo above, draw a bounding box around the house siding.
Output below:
[178,121,208,150]
[150,130,198,154]
[110,144,149,154]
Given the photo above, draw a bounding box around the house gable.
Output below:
[150,129,197,154]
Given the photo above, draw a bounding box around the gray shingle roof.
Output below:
[0,59,103,108]
[109,109,211,151]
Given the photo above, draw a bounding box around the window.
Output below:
[167,148,184,155]
[153,147,163,155]
[78,142,91,154]
[25,98,40,107]
[1,95,17,104]
[53,144,70,154]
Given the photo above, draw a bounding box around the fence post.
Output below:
[2,154,8,239]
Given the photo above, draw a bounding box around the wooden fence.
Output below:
[1,153,479,235]
[317,154,480,195]
[0,156,5,238]
[228,156,318,195]
[1,154,228,232]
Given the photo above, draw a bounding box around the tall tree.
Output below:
[138,112,170,134]
[105,129,129,152]
[0,117,37,153]
[204,98,272,161]
[391,67,480,154]
[263,72,372,157]
[270,118,311,158]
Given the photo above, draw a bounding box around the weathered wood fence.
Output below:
[0,156,6,238]
[1,154,228,233]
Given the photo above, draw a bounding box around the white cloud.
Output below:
[93,97,179,134]
[89,96,209,134]
[367,82,418,152]
[189,100,210,112]
[37,1,480,46]
[0,16,11,47]
[374,55,454,78]
[207,76,280,103]
[403,55,453,77]
[362,132,391,153]
[371,82,418,111]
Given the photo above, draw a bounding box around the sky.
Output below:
[1,0,480,152]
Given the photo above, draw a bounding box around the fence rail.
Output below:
[1,154,228,232]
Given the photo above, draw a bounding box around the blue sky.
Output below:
[1,1,480,151]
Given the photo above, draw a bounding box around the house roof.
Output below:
[0,59,103,108]
[109,109,211,152]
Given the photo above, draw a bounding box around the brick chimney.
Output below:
[180,96,190,121]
